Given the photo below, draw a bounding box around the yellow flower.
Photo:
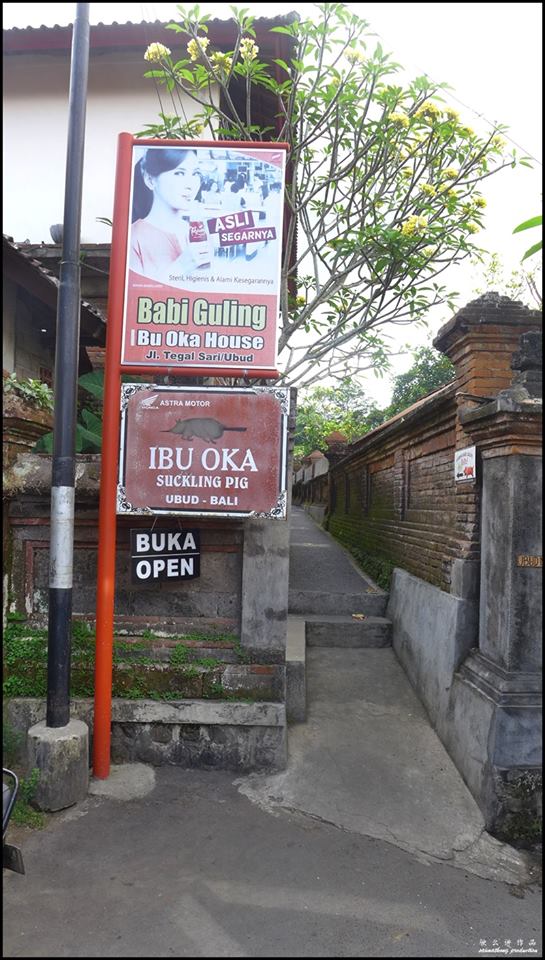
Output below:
[443,167,458,179]
[296,295,306,306]
[210,51,233,74]
[444,106,460,122]
[466,222,480,234]
[389,112,410,128]
[144,42,171,62]
[240,37,259,62]
[187,36,210,61]
[474,196,487,209]
[422,246,435,257]
[415,101,442,122]
[421,183,436,197]
[401,167,413,178]
[460,125,475,138]
[447,188,458,199]
[401,215,428,236]
[347,49,366,65]
[193,124,204,135]
[491,134,506,150]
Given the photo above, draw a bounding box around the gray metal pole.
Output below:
[47,3,90,727]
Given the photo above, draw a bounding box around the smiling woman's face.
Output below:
[147,154,201,212]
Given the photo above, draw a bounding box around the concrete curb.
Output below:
[286,617,306,723]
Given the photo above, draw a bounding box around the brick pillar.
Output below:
[451,329,542,832]
[433,292,542,447]
[433,293,542,599]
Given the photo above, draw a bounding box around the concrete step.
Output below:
[288,589,388,618]
[304,615,392,648]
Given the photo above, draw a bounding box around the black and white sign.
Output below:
[130,528,200,583]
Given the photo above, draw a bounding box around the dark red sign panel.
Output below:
[118,385,289,519]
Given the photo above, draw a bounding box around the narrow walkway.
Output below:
[240,507,532,885]
[289,506,380,601]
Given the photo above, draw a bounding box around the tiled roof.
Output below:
[3,15,298,53]
[6,19,163,31]
[3,234,106,334]
[4,16,296,32]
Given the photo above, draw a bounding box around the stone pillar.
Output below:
[452,329,542,834]
[240,518,290,659]
[240,388,296,661]
[433,293,542,601]
[2,388,53,469]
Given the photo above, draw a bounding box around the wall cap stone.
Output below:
[433,293,542,355]
[7,696,286,727]
[4,452,101,498]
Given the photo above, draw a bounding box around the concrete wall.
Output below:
[3,277,56,381]
[3,51,203,244]
[5,454,290,659]
[7,697,287,773]
[387,568,478,737]
[3,278,17,371]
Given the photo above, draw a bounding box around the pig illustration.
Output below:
[163,417,247,443]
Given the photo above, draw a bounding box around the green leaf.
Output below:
[78,370,104,399]
[34,432,53,453]
[174,68,196,83]
[80,408,103,434]
[513,215,542,234]
[272,58,291,73]
[521,240,542,262]
[76,423,102,452]
[269,25,296,35]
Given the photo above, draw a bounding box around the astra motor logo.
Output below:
[140,394,159,409]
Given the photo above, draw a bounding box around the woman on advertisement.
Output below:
[130,148,211,282]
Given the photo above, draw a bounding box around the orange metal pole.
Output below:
[93,133,133,778]
[92,136,289,777]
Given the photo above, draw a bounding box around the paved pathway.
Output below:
[2,508,541,957]
[3,763,541,958]
[265,508,536,886]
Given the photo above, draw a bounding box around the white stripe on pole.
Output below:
[49,486,75,589]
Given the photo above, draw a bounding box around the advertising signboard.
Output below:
[118,384,289,519]
[121,140,287,377]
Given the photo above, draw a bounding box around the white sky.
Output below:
[3,2,542,404]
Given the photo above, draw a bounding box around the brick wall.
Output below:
[310,294,542,594]
[328,386,458,590]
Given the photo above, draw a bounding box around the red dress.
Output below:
[129,219,188,280]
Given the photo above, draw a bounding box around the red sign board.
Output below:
[119,140,287,377]
[118,385,289,519]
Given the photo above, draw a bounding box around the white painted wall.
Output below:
[3,50,203,244]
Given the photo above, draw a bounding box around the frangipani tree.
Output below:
[140,2,527,388]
